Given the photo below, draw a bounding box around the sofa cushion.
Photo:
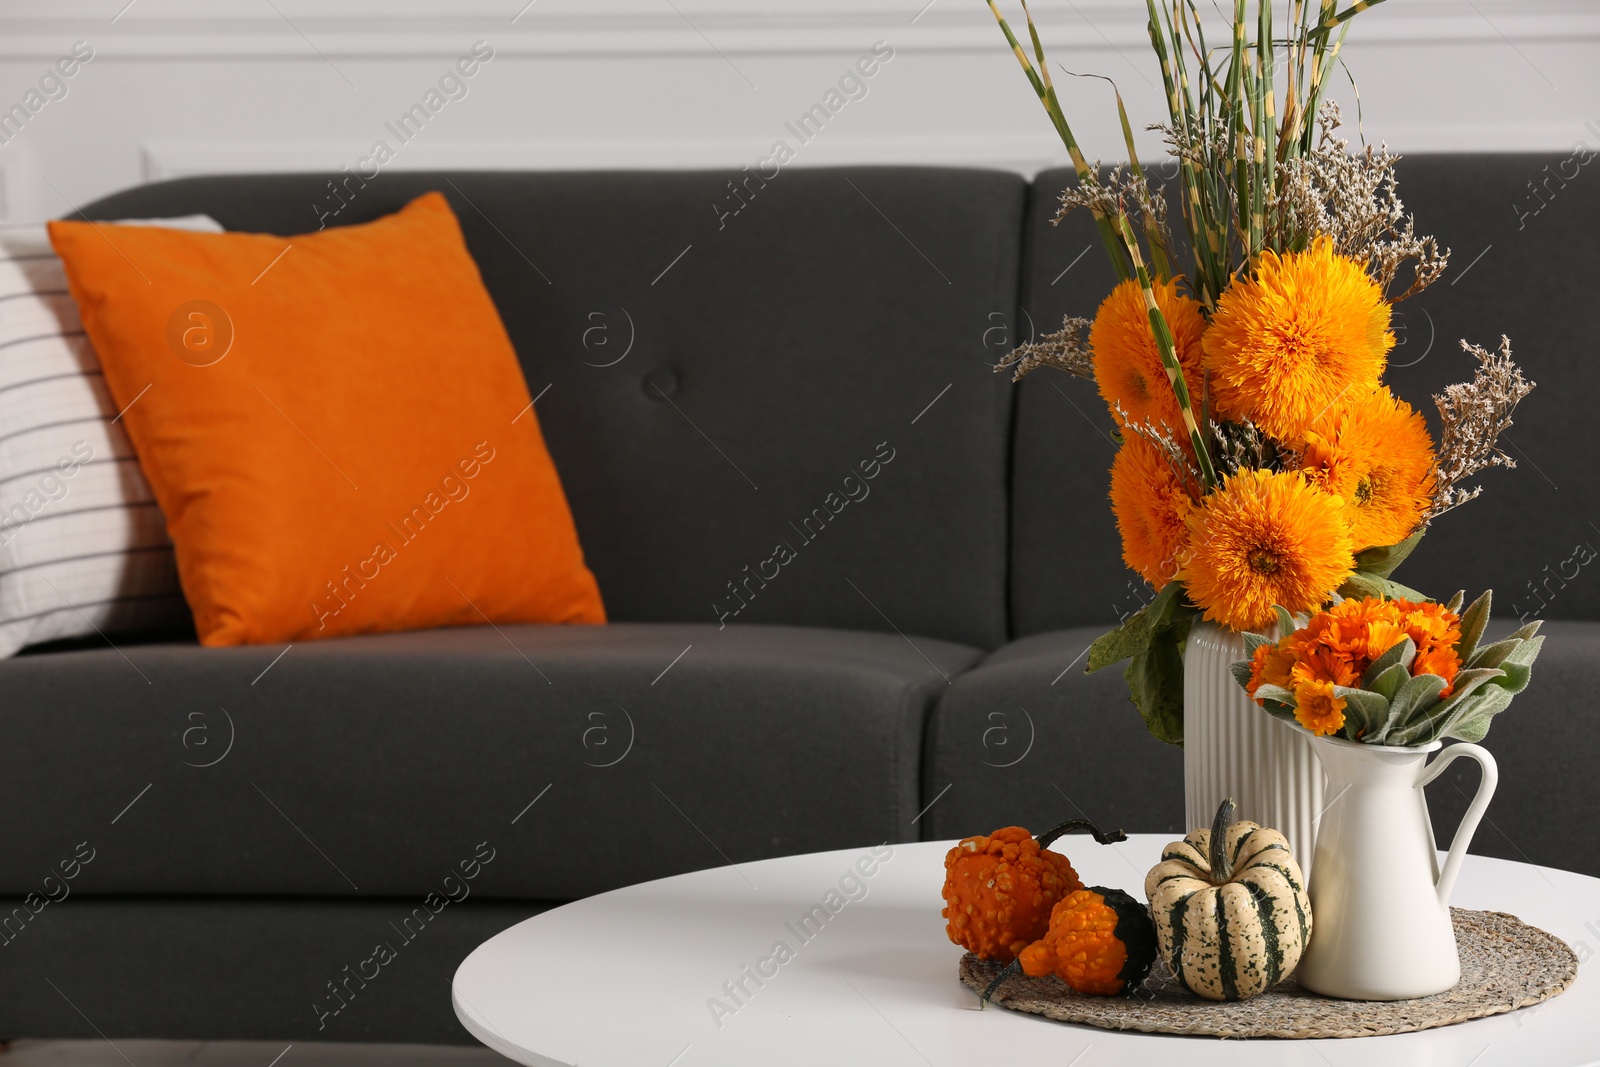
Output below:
[77,167,1025,648]
[0,895,547,1043]
[1012,155,1600,634]
[921,627,1186,842]
[49,192,605,646]
[0,622,978,899]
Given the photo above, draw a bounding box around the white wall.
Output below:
[0,0,1596,222]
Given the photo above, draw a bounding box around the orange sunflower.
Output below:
[1299,387,1437,551]
[1202,236,1394,441]
[1109,435,1194,590]
[1090,277,1207,432]
[1182,469,1355,632]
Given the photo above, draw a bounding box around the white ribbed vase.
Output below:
[1184,620,1327,875]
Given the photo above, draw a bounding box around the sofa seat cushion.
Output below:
[0,622,978,899]
[921,627,1186,842]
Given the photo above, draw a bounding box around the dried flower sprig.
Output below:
[994,314,1094,381]
[1211,419,1275,477]
[1429,337,1535,519]
[1114,402,1204,502]
[1053,164,1172,264]
[1267,105,1448,301]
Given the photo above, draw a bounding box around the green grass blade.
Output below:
[984,0,1134,279]
[1311,0,1388,38]
[1115,214,1220,490]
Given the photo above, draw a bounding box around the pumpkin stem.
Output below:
[1035,818,1128,851]
[979,959,1023,1008]
[1209,797,1236,883]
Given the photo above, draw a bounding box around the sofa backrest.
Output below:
[1012,153,1600,634]
[81,167,1026,648]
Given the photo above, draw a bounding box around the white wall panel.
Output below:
[0,0,1595,221]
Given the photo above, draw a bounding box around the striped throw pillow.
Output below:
[0,216,221,657]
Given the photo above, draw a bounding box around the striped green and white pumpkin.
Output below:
[1143,797,1312,1001]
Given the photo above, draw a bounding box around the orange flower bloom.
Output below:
[1413,645,1462,696]
[1247,641,1295,699]
[1298,387,1437,551]
[1110,434,1194,590]
[1291,645,1363,689]
[1394,598,1461,652]
[1393,597,1463,694]
[1183,469,1355,632]
[1202,236,1393,441]
[1293,678,1347,736]
[1260,596,1465,732]
[1090,277,1207,432]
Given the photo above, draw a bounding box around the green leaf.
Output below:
[1229,660,1255,690]
[1449,710,1494,743]
[1445,684,1517,743]
[1445,589,1465,614]
[1124,622,1190,745]
[1485,634,1541,695]
[1370,698,1408,746]
[1495,661,1531,693]
[1384,672,1450,740]
[1503,632,1545,670]
[1088,616,1147,674]
[1361,635,1416,687]
[1466,637,1519,671]
[1505,619,1544,643]
[1333,686,1391,741]
[1438,667,1508,706]
[1455,589,1492,662]
[1274,605,1296,638]
[1242,630,1273,657]
[1337,571,1428,602]
[1088,579,1198,746]
[1367,661,1411,702]
[1253,683,1296,705]
[1087,581,1179,673]
[1352,528,1425,579]
[1260,700,1298,724]
[1390,665,1507,747]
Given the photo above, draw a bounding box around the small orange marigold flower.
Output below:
[1293,678,1348,737]
[1247,640,1296,700]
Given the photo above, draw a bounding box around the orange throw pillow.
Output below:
[49,192,604,645]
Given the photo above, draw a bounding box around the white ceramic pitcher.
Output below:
[1295,735,1498,1001]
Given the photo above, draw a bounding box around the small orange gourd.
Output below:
[1016,887,1157,995]
[941,819,1126,963]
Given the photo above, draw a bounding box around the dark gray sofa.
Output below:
[2,158,1593,1045]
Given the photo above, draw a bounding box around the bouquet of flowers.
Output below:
[986,0,1535,744]
[1235,592,1542,745]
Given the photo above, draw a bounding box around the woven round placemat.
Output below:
[959,908,1576,1039]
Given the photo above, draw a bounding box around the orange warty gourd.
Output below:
[1016,887,1158,996]
[941,819,1126,963]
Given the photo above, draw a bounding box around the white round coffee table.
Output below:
[452,836,1597,1066]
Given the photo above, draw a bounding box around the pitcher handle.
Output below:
[1416,742,1499,908]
